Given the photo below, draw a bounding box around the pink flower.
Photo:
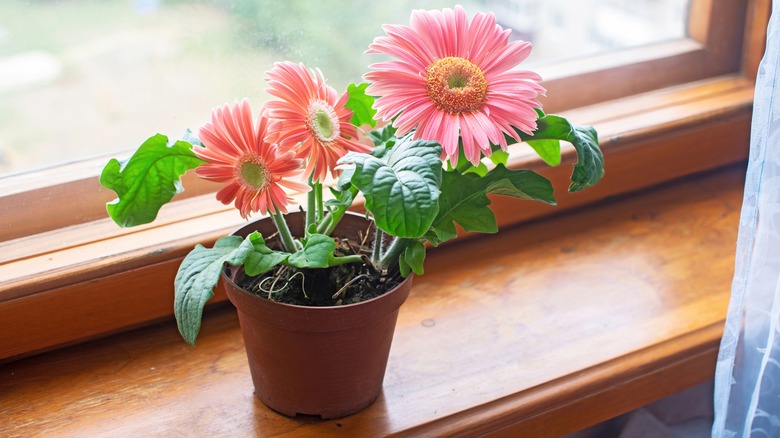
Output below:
[364,6,545,166]
[264,61,372,182]
[195,99,309,219]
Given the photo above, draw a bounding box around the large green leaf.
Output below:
[345,82,377,128]
[101,134,204,227]
[174,236,254,345]
[425,165,555,246]
[517,114,603,192]
[339,137,442,238]
[286,234,336,269]
[243,232,290,276]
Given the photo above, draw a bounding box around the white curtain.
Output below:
[713,3,780,437]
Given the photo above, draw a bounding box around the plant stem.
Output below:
[377,236,409,272]
[315,183,324,223]
[316,214,333,235]
[318,185,358,235]
[306,175,315,232]
[329,254,364,266]
[371,225,383,264]
[271,210,297,253]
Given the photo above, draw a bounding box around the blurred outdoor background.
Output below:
[0,0,687,176]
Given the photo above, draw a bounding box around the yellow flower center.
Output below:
[426,56,488,114]
[307,100,340,143]
[239,157,269,189]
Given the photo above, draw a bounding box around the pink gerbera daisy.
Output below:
[364,6,546,166]
[264,61,372,182]
[195,99,310,219]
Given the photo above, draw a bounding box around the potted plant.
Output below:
[100,6,604,419]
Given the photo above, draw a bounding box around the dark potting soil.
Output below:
[235,236,404,306]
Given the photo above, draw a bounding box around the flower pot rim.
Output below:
[222,211,412,311]
[222,269,412,311]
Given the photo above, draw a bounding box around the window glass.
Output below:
[0,0,687,176]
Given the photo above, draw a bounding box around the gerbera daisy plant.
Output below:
[100,6,604,345]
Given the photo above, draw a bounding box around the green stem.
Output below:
[371,225,383,264]
[377,236,409,272]
[271,210,297,253]
[306,175,315,232]
[316,214,333,235]
[315,183,324,223]
[329,254,364,267]
[318,185,358,235]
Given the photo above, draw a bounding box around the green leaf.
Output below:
[346,82,377,128]
[463,161,489,177]
[286,234,336,268]
[489,150,510,167]
[517,114,604,192]
[366,125,399,160]
[402,240,426,276]
[567,123,603,192]
[100,134,205,227]
[425,165,555,246]
[339,137,442,238]
[526,139,561,166]
[174,236,254,345]
[367,124,397,151]
[325,186,355,210]
[244,232,290,276]
[399,256,411,278]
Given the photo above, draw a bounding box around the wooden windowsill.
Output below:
[0,163,744,437]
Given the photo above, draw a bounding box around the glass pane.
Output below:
[0,0,688,176]
[488,0,690,65]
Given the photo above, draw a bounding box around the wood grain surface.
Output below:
[0,165,744,437]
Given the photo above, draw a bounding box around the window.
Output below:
[0,0,767,360]
[0,0,686,177]
[0,0,697,239]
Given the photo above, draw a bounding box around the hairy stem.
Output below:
[306,175,315,232]
[318,185,359,235]
[371,224,383,264]
[271,210,297,253]
[377,236,410,272]
[316,214,333,235]
[328,254,364,266]
[315,183,324,223]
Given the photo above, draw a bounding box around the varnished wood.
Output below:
[742,0,772,80]
[0,165,745,436]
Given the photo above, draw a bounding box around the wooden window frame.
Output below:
[0,0,769,360]
[540,0,750,111]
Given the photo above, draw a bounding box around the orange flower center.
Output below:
[238,156,270,189]
[306,100,340,143]
[426,56,488,114]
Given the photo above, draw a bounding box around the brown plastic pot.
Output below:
[222,212,412,419]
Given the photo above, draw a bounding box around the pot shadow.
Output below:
[250,389,394,434]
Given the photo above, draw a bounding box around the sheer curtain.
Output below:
[713,3,780,437]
